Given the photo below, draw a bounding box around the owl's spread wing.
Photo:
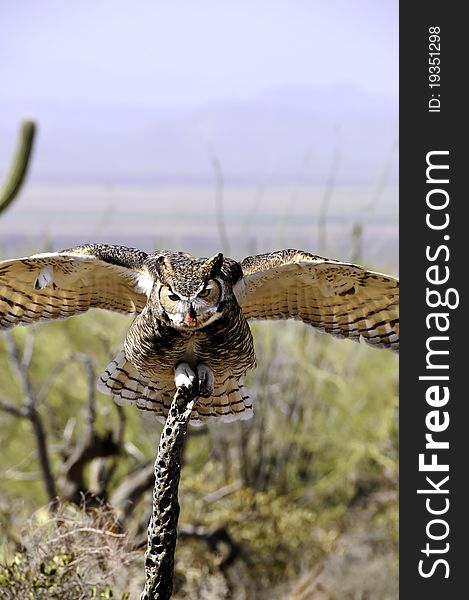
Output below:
[0,244,153,329]
[234,249,399,352]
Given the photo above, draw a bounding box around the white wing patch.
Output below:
[34,265,55,289]
[134,271,154,297]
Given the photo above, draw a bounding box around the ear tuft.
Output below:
[155,255,171,278]
[205,253,224,278]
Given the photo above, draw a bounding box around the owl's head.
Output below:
[149,252,227,330]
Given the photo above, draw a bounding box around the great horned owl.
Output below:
[0,244,399,422]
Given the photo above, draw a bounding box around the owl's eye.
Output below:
[198,287,211,298]
[168,292,181,301]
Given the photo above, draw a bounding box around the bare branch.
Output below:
[57,354,127,504]
[0,398,28,418]
[363,136,398,213]
[29,406,59,507]
[179,524,244,569]
[21,330,35,370]
[202,480,242,504]
[36,357,72,404]
[84,359,97,428]
[110,461,155,521]
[3,331,58,507]
[92,403,127,496]
[59,430,120,504]
[318,123,341,254]
[351,137,398,263]
[209,148,230,255]
[140,385,197,600]
[4,332,35,406]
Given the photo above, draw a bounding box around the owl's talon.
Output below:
[196,364,214,398]
[174,362,196,393]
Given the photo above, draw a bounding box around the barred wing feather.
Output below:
[0,244,151,329]
[235,249,399,352]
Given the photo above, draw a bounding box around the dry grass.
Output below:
[0,502,142,599]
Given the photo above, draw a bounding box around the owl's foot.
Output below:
[196,364,214,398]
[174,362,214,399]
[175,362,196,393]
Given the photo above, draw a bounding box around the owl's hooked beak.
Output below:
[185,302,198,327]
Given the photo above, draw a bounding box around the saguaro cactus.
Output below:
[0,119,36,215]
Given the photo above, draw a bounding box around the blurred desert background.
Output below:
[0,2,398,599]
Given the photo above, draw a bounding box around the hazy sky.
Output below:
[1,1,398,262]
[0,0,399,193]
[2,0,398,111]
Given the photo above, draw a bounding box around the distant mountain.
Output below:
[0,84,397,185]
